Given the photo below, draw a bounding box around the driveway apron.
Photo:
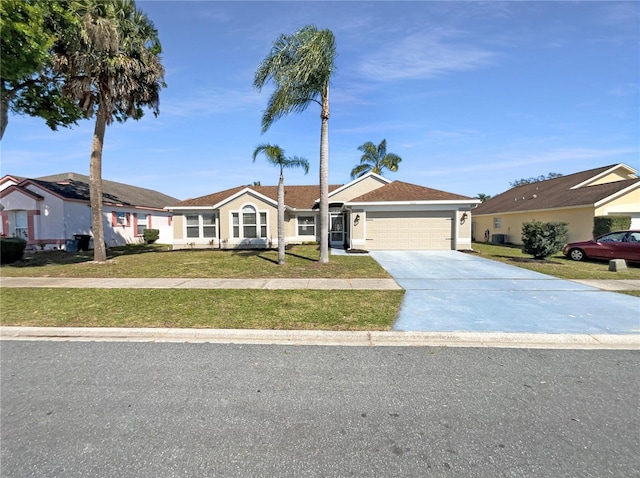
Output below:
[370,251,640,334]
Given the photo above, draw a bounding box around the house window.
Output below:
[8,210,28,239]
[137,214,148,235]
[202,213,216,238]
[232,206,267,239]
[185,213,217,239]
[298,216,316,236]
[243,206,257,238]
[116,212,126,226]
[493,217,501,229]
[186,214,199,238]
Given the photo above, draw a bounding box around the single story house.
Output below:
[167,173,480,251]
[0,172,179,250]
[472,163,640,245]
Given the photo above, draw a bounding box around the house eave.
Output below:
[346,199,481,207]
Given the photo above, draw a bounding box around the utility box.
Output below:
[491,234,506,244]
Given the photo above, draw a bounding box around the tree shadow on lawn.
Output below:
[3,244,167,269]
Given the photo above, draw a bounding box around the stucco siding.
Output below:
[473,206,595,245]
[329,176,387,202]
[596,187,640,216]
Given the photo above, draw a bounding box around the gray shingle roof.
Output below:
[33,172,179,209]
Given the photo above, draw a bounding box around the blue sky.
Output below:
[2,1,638,201]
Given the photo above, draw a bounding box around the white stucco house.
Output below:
[0,172,179,250]
[166,173,480,251]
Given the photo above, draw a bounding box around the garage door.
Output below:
[365,211,453,250]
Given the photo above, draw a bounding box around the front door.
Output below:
[329,213,344,247]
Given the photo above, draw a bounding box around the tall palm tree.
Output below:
[254,25,336,264]
[350,139,402,179]
[53,0,165,262]
[253,144,309,265]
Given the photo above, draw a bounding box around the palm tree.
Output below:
[476,193,492,203]
[254,25,336,264]
[350,139,402,179]
[253,144,309,265]
[52,0,165,262]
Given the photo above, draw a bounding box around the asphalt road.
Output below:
[2,342,638,477]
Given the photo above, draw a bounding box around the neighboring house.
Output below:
[0,172,179,250]
[167,173,479,251]
[472,163,640,245]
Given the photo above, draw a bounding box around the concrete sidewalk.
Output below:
[1,276,638,291]
[0,276,401,290]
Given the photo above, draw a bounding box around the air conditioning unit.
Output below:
[491,234,506,244]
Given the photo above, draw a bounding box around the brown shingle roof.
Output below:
[474,165,639,215]
[172,185,343,209]
[350,181,473,202]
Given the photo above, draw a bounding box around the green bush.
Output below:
[593,216,631,237]
[143,229,160,244]
[0,237,27,264]
[521,221,568,260]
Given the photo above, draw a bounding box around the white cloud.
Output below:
[357,29,498,82]
[162,86,264,118]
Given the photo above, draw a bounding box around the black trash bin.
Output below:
[74,234,92,251]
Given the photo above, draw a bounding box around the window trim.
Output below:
[184,212,217,240]
[230,203,268,240]
[297,215,316,237]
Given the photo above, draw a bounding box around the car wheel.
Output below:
[569,248,586,261]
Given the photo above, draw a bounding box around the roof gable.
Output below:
[327,173,390,202]
[171,184,343,210]
[0,184,45,201]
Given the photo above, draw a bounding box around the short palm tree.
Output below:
[254,25,336,264]
[350,139,402,179]
[253,144,309,265]
[53,0,165,262]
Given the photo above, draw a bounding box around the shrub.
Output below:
[521,221,568,259]
[0,237,27,264]
[593,216,631,237]
[143,229,160,244]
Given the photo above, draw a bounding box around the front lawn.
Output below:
[0,288,404,331]
[0,244,389,279]
[470,242,640,280]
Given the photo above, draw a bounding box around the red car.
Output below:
[563,230,640,262]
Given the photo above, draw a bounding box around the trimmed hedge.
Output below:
[0,237,27,264]
[593,216,631,237]
[521,221,568,260]
[143,228,160,244]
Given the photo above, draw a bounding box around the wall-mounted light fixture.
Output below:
[354,214,360,226]
[460,212,468,225]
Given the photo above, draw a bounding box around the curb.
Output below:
[1,327,638,350]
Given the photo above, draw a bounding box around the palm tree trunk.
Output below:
[318,84,330,264]
[90,104,108,262]
[277,173,285,265]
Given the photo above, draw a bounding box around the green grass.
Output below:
[0,244,389,279]
[470,242,640,281]
[0,288,404,331]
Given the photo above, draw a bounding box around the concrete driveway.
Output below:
[370,251,640,334]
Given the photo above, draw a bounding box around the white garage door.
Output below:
[365,211,453,250]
